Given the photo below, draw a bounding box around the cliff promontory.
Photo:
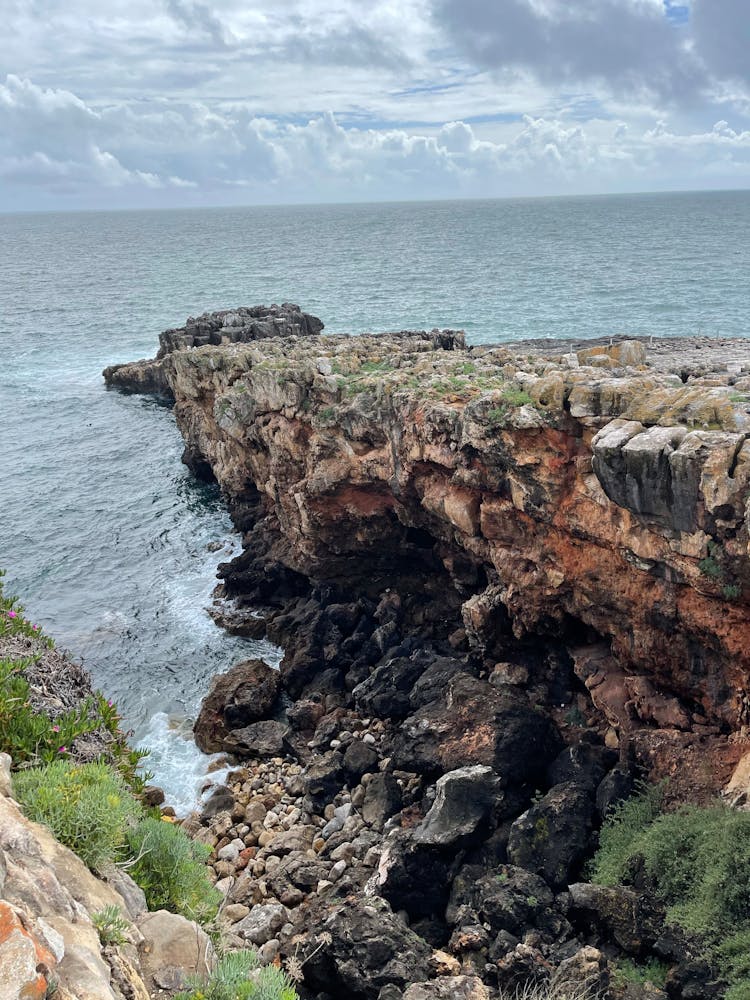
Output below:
[105,309,750,999]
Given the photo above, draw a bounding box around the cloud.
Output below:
[691,0,750,86]
[3,73,750,209]
[432,0,750,111]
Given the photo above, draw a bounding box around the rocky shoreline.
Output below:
[105,305,750,999]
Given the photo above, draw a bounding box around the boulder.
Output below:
[391,675,560,781]
[567,882,660,954]
[234,904,288,945]
[136,910,214,993]
[447,865,557,939]
[302,751,345,813]
[353,654,427,719]
[226,720,290,759]
[506,781,595,888]
[194,659,281,753]
[403,976,490,999]
[377,829,452,919]
[413,765,498,846]
[304,898,433,999]
[343,739,379,782]
[361,774,403,829]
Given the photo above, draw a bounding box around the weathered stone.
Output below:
[234,903,288,945]
[343,739,379,782]
[507,781,595,888]
[361,773,402,829]
[413,766,498,846]
[304,898,433,999]
[403,976,490,1000]
[195,659,282,754]
[227,720,290,759]
[137,910,214,992]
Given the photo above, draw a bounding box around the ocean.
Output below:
[1,190,748,809]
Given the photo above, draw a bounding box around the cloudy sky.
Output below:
[2,0,749,210]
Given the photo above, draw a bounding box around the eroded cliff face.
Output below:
[106,324,750,746]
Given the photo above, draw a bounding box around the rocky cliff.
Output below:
[106,318,750,771]
[0,753,214,1000]
[104,311,750,998]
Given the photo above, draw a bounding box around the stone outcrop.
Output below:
[0,754,214,1000]
[105,318,750,751]
[104,312,750,999]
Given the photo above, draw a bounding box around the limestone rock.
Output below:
[137,909,214,992]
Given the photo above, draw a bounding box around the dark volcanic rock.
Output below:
[567,882,660,954]
[506,781,595,888]
[546,742,615,793]
[413,765,498,846]
[361,773,403,829]
[377,829,452,919]
[304,898,433,999]
[448,864,557,938]
[226,720,290,758]
[194,659,281,754]
[200,784,235,820]
[302,751,345,813]
[343,739,379,782]
[391,674,561,780]
[352,654,426,719]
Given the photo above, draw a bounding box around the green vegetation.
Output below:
[499,386,533,407]
[13,760,142,870]
[0,570,149,785]
[2,567,220,932]
[92,905,130,946]
[126,816,222,925]
[611,957,668,990]
[175,950,298,1000]
[696,540,743,600]
[592,783,750,996]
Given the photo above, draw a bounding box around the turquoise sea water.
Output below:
[1,191,748,805]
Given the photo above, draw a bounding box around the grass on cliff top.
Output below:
[591,782,750,997]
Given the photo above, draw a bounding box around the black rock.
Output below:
[343,739,380,782]
[506,781,595,888]
[302,750,345,813]
[227,719,290,759]
[361,773,403,829]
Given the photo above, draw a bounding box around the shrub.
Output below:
[611,957,668,989]
[592,784,750,995]
[0,570,51,646]
[92,905,130,946]
[13,759,142,870]
[497,981,603,999]
[0,656,107,766]
[175,949,298,1000]
[126,816,221,925]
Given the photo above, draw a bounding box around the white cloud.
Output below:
[2,1,750,208]
[2,74,749,209]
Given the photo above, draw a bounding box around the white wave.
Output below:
[134,711,231,818]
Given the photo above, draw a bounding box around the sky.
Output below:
[1,0,749,210]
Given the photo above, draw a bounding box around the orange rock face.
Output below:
[0,901,56,1000]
